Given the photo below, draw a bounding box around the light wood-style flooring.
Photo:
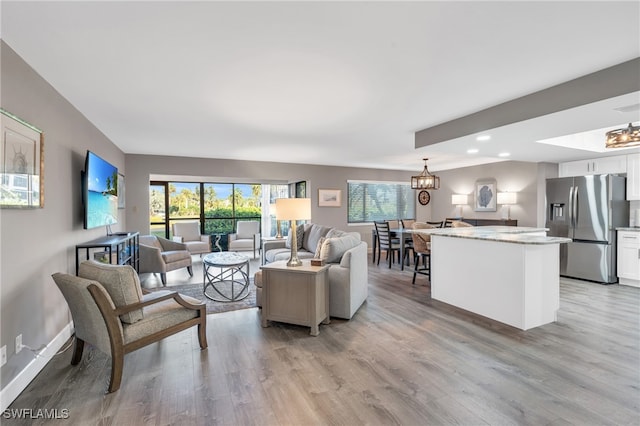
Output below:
[7,257,640,425]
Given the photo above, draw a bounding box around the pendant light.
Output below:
[411,158,440,190]
[605,123,640,148]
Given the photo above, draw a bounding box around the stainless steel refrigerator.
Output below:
[545,174,628,283]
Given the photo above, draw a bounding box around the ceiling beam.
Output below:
[415,57,640,148]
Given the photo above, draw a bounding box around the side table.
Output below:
[260,260,330,336]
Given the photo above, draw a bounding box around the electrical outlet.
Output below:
[1,345,6,367]
[15,334,22,354]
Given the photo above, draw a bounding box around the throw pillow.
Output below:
[319,234,361,263]
[78,260,144,324]
[314,237,326,258]
[326,228,347,238]
[303,224,331,253]
[285,225,304,250]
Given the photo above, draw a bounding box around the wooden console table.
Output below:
[75,232,139,275]
[260,260,330,336]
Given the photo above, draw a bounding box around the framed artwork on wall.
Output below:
[474,179,496,212]
[0,109,44,208]
[318,189,341,207]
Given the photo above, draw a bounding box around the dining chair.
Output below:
[426,220,444,228]
[411,222,434,284]
[451,220,474,227]
[400,219,415,228]
[374,221,402,268]
[398,220,415,267]
[387,219,400,230]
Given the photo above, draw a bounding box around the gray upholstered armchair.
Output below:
[52,260,207,393]
[228,221,261,259]
[172,222,210,256]
[139,235,193,285]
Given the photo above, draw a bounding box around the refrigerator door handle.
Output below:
[568,186,574,228]
[573,186,579,227]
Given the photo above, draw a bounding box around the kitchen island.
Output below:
[414,226,571,330]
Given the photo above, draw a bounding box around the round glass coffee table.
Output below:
[202,252,251,302]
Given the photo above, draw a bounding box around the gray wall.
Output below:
[0,42,126,389]
[426,161,557,227]
[125,154,419,246]
[125,156,555,243]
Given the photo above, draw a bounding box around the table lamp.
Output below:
[497,192,517,219]
[451,194,468,218]
[276,198,311,267]
[270,203,283,239]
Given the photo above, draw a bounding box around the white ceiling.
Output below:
[1,1,639,172]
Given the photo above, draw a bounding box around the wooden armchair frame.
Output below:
[93,285,206,392]
[56,276,208,393]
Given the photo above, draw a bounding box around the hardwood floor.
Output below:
[6,258,640,425]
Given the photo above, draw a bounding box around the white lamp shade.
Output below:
[497,192,517,205]
[275,198,311,220]
[451,194,468,205]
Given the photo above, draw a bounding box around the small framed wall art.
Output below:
[0,109,44,208]
[318,189,341,207]
[474,179,496,212]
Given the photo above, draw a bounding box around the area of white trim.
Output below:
[0,322,74,412]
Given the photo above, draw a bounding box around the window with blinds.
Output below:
[347,180,415,223]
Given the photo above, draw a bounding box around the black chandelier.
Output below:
[411,158,440,190]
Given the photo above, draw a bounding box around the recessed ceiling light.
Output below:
[476,135,491,141]
[498,152,510,157]
[467,148,479,154]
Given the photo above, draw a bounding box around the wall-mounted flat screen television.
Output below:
[83,151,118,230]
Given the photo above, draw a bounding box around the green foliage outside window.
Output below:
[151,182,262,239]
[348,181,414,223]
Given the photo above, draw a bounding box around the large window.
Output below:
[347,180,415,223]
[149,183,167,238]
[202,183,262,248]
[149,181,262,247]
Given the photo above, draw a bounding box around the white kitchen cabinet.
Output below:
[626,153,640,200]
[559,155,628,177]
[617,230,640,287]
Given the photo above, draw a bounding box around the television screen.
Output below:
[84,151,118,229]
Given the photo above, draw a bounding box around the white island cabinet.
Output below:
[617,229,640,287]
[414,226,571,331]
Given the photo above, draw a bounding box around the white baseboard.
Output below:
[0,322,74,412]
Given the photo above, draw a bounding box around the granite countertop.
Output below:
[411,226,571,245]
[617,227,640,232]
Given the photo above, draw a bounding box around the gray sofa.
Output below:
[261,223,368,319]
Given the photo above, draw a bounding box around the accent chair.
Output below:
[172,221,211,256]
[139,235,193,285]
[228,221,261,259]
[52,260,207,393]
